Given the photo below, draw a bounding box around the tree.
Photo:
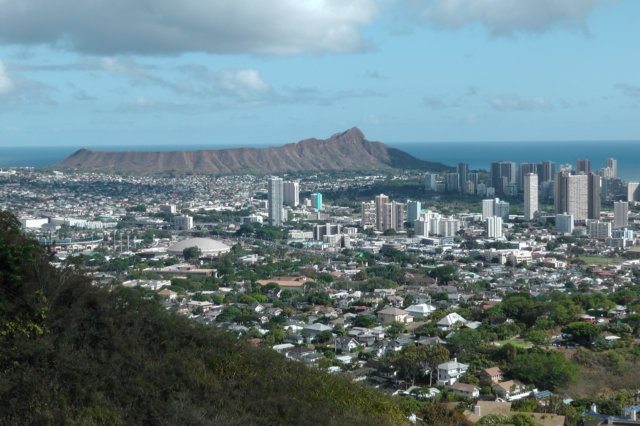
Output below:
[386,344,449,385]
[182,246,202,264]
[511,413,537,426]
[386,321,405,339]
[353,315,376,328]
[562,322,602,346]
[509,349,578,391]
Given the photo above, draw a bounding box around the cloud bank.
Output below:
[0,0,377,55]
[417,0,607,35]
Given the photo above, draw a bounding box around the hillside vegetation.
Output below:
[0,211,408,425]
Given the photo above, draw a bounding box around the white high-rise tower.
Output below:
[524,173,538,221]
[268,177,284,226]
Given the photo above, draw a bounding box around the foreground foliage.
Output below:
[0,211,407,425]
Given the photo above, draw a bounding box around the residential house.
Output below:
[405,303,436,319]
[302,322,333,338]
[447,382,480,399]
[437,312,468,330]
[480,367,504,385]
[492,380,533,402]
[336,337,361,352]
[437,359,469,385]
[377,307,413,324]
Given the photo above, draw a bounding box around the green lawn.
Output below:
[578,256,623,266]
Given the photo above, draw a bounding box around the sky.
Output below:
[0,0,639,147]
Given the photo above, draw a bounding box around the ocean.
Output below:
[1,141,639,181]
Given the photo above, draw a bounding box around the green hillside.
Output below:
[0,211,408,425]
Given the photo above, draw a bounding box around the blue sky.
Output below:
[0,0,639,147]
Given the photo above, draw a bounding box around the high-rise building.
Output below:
[556,213,574,234]
[361,201,376,229]
[576,159,590,175]
[482,198,509,221]
[425,173,437,191]
[554,172,588,221]
[374,194,389,230]
[382,201,405,232]
[407,200,422,223]
[174,214,193,230]
[446,173,460,192]
[311,192,323,210]
[495,199,510,220]
[268,177,284,226]
[519,163,537,191]
[588,173,601,220]
[524,173,538,221]
[587,220,612,240]
[457,163,469,191]
[614,201,629,228]
[487,216,503,239]
[628,182,640,202]
[414,215,430,238]
[491,161,516,195]
[537,161,556,183]
[482,199,495,221]
[606,158,618,178]
[282,181,299,207]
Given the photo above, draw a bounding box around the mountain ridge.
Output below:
[53,127,452,174]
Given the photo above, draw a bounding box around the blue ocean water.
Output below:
[1,141,639,181]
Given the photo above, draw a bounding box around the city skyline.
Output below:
[0,1,639,147]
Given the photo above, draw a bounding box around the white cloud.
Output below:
[214,69,271,99]
[0,61,14,94]
[0,0,377,55]
[417,0,607,35]
[488,95,553,111]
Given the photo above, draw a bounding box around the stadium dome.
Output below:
[167,237,231,257]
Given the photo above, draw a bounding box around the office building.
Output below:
[555,172,588,221]
[313,223,341,241]
[159,203,177,214]
[491,161,516,195]
[425,173,437,191]
[374,194,389,231]
[606,157,618,178]
[519,163,537,191]
[174,215,193,230]
[311,192,323,210]
[524,173,538,221]
[587,220,612,240]
[556,213,574,234]
[407,200,422,223]
[537,161,556,183]
[282,181,299,207]
[588,173,601,220]
[482,198,509,221]
[576,159,590,175]
[487,216,503,239]
[614,201,629,228]
[495,199,510,220]
[457,163,469,191]
[268,176,284,226]
[446,173,460,192]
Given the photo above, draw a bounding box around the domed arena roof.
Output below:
[167,237,230,257]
